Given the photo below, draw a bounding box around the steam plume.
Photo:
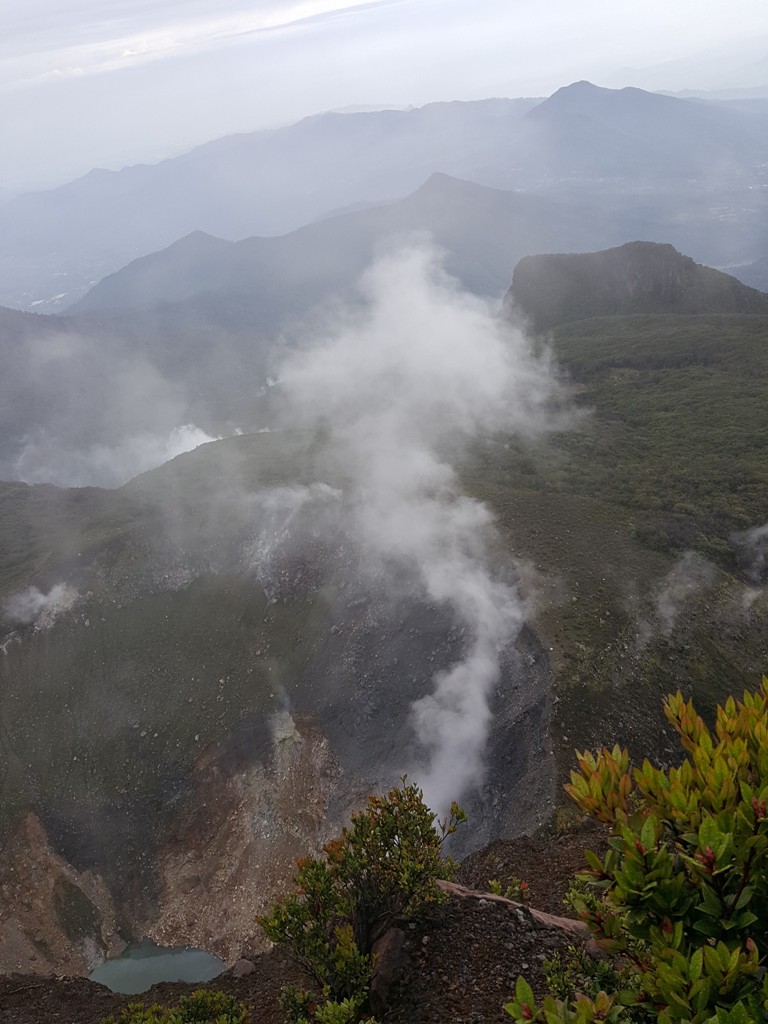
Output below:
[732,523,768,583]
[3,583,78,628]
[280,245,564,811]
[655,551,716,636]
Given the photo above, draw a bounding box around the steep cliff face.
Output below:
[0,705,351,973]
[149,712,344,962]
[0,813,123,974]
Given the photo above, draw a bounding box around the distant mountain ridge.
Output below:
[528,81,766,164]
[508,241,768,330]
[68,171,768,325]
[69,173,622,316]
[2,82,767,311]
[0,97,539,311]
[730,254,768,293]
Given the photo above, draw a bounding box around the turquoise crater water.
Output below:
[88,939,225,995]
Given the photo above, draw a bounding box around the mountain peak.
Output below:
[535,80,609,106]
[553,79,602,94]
[170,229,228,246]
[528,80,678,121]
[415,171,474,193]
[509,241,768,329]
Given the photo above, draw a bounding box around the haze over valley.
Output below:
[4,81,768,312]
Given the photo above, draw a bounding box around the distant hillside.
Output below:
[4,173,622,485]
[8,233,768,490]
[524,81,768,176]
[508,241,768,330]
[0,302,246,487]
[468,305,768,752]
[70,173,620,316]
[2,83,767,310]
[0,97,538,310]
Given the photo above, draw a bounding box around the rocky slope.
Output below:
[0,814,123,977]
[0,826,604,1024]
[2,419,765,975]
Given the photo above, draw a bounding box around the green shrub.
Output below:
[506,679,768,1024]
[542,944,628,1005]
[489,877,530,901]
[100,988,250,1024]
[278,986,376,1024]
[259,779,465,1022]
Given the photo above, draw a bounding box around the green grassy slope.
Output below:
[464,310,768,772]
[498,314,768,560]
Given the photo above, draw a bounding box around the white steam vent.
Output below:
[280,243,567,812]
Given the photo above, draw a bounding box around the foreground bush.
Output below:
[259,779,465,1023]
[100,988,250,1023]
[506,679,768,1024]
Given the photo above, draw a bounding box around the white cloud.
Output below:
[2,1,395,89]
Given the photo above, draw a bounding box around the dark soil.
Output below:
[382,895,580,1024]
[0,830,606,1024]
[457,820,610,915]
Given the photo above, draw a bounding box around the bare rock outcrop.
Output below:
[0,813,123,975]
[149,710,344,962]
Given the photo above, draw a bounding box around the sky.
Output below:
[2,0,767,191]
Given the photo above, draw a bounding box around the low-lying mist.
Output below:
[0,315,229,488]
[733,522,768,584]
[15,423,221,489]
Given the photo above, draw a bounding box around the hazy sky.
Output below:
[2,0,767,190]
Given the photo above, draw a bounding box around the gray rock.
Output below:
[230,958,255,978]
[369,927,407,1014]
